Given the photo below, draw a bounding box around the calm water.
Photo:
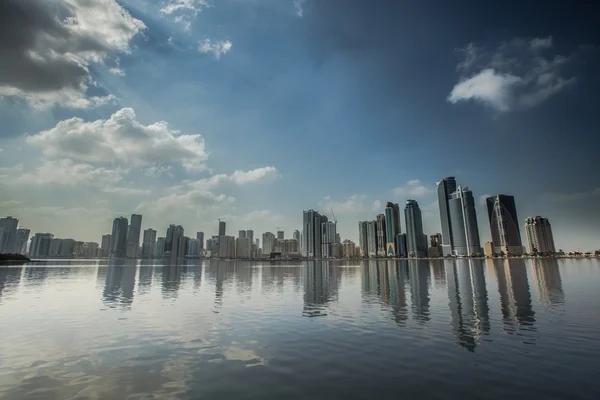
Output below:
[1,259,599,400]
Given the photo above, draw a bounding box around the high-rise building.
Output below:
[170,225,185,260]
[404,200,427,258]
[164,224,176,255]
[447,186,482,256]
[196,232,204,251]
[126,214,142,258]
[219,235,235,258]
[0,216,19,253]
[255,238,260,248]
[239,230,246,238]
[437,177,457,255]
[205,238,213,256]
[155,237,165,258]
[277,231,284,240]
[236,236,251,258]
[428,233,443,258]
[525,216,556,254]
[246,230,254,245]
[29,233,53,257]
[15,228,30,255]
[384,202,401,256]
[73,241,85,257]
[293,230,300,243]
[486,195,523,256]
[142,228,157,258]
[358,221,368,257]
[49,238,63,257]
[396,233,407,257]
[59,239,75,257]
[376,214,386,257]
[219,221,226,236]
[302,210,327,258]
[82,242,99,257]
[366,220,377,258]
[100,234,111,257]
[262,232,276,256]
[321,221,337,258]
[186,238,201,257]
[109,217,128,258]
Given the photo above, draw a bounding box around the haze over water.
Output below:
[1,259,599,399]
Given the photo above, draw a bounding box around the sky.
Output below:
[1,0,599,251]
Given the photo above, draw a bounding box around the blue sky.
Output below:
[1,0,599,250]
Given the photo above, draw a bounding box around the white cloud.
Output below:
[109,67,126,77]
[392,180,433,197]
[26,108,209,171]
[160,0,209,15]
[231,167,279,184]
[294,0,307,17]
[320,194,369,213]
[448,37,577,112]
[0,0,145,108]
[199,39,232,59]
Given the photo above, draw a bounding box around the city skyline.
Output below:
[1,1,599,250]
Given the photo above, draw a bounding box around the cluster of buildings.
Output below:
[0,177,563,260]
[355,177,558,259]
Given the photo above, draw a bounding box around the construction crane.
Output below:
[330,208,337,225]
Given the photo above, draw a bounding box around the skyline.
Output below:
[1,1,600,250]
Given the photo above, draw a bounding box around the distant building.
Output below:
[366,220,377,258]
[126,214,142,258]
[342,240,357,258]
[100,234,111,258]
[83,242,99,258]
[278,239,299,257]
[302,210,327,258]
[437,177,457,255]
[262,232,276,256]
[277,231,284,240]
[396,233,407,257]
[109,217,128,258]
[525,216,556,254]
[376,214,386,257]
[384,202,401,256]
[15,228,30,255]
[239,230,246,238]
[196,232,204,251]
[29,233,54,257]
[0,216,19,253]
[448,186,482,256]
[404,200,427,258]
[428,233,443,258]
[246,230,254,245]
[142,228,157,258]
[49,238,63,257]
[187,238,201,257]
[486,195,523,256]
[236,236,251,258]
[219,235,235,258]
[219,221,226,237]
[155,237,165,258]
[59,239,75,257]
[205,238,213,257]
[169,226,185,260]
[358,221,369,257]
[293,230,300,243]
[321,221,337,258]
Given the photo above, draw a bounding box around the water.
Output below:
[0,259,599,400]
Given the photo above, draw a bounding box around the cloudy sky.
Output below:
[1,0,599,250]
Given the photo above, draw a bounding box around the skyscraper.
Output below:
[239,230,247,238]
[293,230,300,244]
[29,233,53,257]
[277,231,284,240]
[15,228,30,255]
[437,177,457,255]
[525,216,556,254]
[376,214,386,257]
[321,221,337,258]
[447,186,482,256]
[142,228,157,258]
[366,220,377,258]
[219,220,226,236]
[262,232,276,256]
[358,221,369,257]
[196,232,204,251]
[303,210,326,258]
[246,230,254,245]
[109,217,128,258]
[486,195,523,256]
[384,202,401,256]
[236,236,251,258]
[126,214,142,258]
[404,200,427,258]
[100,234,111,257]
[170,225,185,260]
[0,216,19,253]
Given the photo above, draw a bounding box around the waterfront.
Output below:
[0,259,599,399]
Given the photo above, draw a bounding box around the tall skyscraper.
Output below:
[142,228,157,258]
[404,200,427,258]
[376,214,387,257]
[321,221,337,258]
[262,232,276,256]
[29,233,53,257]
[525,216,556,254]
[100,234,111,257]
[302,210,326,258]
[236,236,251,258]
[109,217,128,258]
[255,238,260,249]
[437,177,457,255]
[219,220,226,236]
[277,231,284,240]
[293,230,300,244]
[246,230,254,245]
[0,216,19,253]
[126,214,142,258]
[447,186,482,256]
[384,202,401,256]
[155,237,165,258]
[196,232,204,251]
[186,238,201,257]
[170,225,185,260]
[366,220,377,258]
[15,228,30,255]
[358,221,369,257]
[239,230,246,238]
[486,195,523,256]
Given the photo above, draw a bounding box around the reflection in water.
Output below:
[408,260,430,323]
[388,261,408,323]
[137,266,154,295]
[303,262,337,317]
[447,260,490,352]
[0,267,22,303]
[494,259,536,337]
[23,267,49,286]
[532,259,564,307]
[102,261,137,308]
[430,260,447,289]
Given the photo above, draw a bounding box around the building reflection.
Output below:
[447,259,490,352]
[408,260,430,323]
[494,259,536,334]
[22,266,49,286]
[303,261,338,317]
[532,258,564,307]
[102,260,137,308]
[388,260,408,323]
[429,260,447,289]
[137,265,154,295]
[0,266,23,303]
